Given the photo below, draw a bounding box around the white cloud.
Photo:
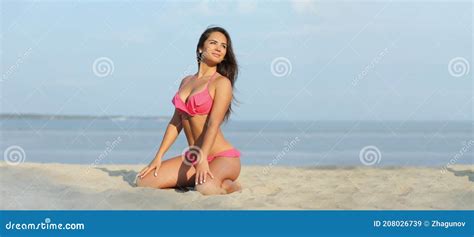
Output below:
[290,0,318,14]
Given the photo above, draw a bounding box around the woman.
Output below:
[136,26,242,195]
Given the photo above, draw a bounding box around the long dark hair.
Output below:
[196,26,238,122]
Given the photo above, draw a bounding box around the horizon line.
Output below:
[0,113,472,122]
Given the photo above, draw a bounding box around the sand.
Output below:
[1,162,472,210]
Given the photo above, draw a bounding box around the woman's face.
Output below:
[200,31,228,65]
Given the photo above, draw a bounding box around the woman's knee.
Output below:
[136,176,156,188]
[136,156,191,189]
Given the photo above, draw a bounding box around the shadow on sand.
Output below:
[96,167,194,193]
[447,167,474,182]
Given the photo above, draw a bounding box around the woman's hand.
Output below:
[138,159,162,179]
[194,159,214,185]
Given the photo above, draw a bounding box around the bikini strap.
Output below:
[206,71,218,86]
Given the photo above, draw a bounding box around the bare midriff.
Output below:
[179,113,234,155]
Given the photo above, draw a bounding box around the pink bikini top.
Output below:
[172,71,217,116]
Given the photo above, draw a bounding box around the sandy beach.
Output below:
[1,162,472,210]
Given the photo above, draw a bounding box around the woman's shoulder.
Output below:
[214,72,231,83]
[212,73,232,93]
[214,73,231,85]
[179,74,195,87]
[183,74,196,81]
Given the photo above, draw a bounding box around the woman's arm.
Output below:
[138,77,191,178]
[138,108,182,179]
[200,77,232,156]
[194,77,233,185]
[152,108,183,161]
[151,76,191,161]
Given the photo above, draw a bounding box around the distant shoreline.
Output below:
[0,113,170,120]
[0,113,472,122]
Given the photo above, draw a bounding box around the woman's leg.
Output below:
[195,156,241,195]
[136,155,196,189]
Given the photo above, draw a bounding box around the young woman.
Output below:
[136,26,241,195]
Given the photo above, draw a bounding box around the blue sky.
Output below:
[1,0,472,121]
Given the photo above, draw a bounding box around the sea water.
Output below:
[1,118,472,167]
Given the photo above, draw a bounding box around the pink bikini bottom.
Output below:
[207,148,241,162]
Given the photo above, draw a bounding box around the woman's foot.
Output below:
[221,179,242,194]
